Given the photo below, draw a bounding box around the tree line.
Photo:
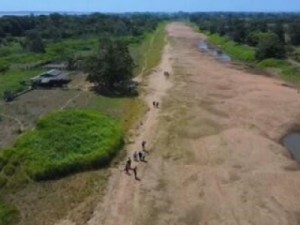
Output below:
[190,12,300,60]
[0,13,163,53]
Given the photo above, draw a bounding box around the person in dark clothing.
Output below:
[152,101,156,108]
[125,157,132,175]
[138,151,143,161]
[132,166,139,180]
[138,151,146,162]
[133,151,138,161]
[142,141,146,151]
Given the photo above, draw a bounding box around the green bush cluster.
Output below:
[0,110,123,180]
[0,202,19,225]
[258,58,300,83]
[208,34,256,62]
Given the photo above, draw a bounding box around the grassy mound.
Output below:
[0,110,123,180]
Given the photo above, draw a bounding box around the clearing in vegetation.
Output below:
[0,110,123,181]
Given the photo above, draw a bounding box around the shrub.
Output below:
[3,165,15,176]
[0,175,7,188]
[0,202,19,225]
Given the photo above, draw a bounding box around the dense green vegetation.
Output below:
[85,38,135,94]
[190,12,300,83]
[0,110,123,180]
[0,13,164,98]
[0,202,19,225]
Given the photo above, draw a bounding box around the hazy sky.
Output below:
[1,0,300,12]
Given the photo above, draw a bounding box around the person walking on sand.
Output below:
[156,102,159,108]
[152,101,156,108]
[142,140,146,151]
[125,157,132,175]
[138,151,143,161]
[132,166,139,180]
[133,151,138,161]
[139,151,146,162]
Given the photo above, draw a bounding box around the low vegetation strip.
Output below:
[208,34,256,62]
[258,58,300,83]
[130,23,166,76]
[0,110,123,180]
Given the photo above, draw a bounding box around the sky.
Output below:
[1,0,300,12]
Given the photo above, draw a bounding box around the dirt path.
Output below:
[58,23,300,225]
[86,39,173,225]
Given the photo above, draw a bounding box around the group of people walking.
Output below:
[124,97,162,180]
[153,101,159,108]
[124,141,148,180]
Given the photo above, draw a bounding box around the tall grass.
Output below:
[0,110,123,180]
[208,34,256,62]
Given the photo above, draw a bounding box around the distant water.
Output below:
[199,40,231,63]
[282,132,300,161]
[0,11,90,17]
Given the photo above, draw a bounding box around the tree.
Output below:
[24,30,45,53]
[288,22,300,45]
[85,38,134,92]
[255,32,286,60]
[245,32,260,47]
[228,19,247,43]
[271,22,285,43]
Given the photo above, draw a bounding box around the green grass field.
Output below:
[0,110,123,181]
[0,69,43,96]
[130,23,166,76]
[208,34,256,62]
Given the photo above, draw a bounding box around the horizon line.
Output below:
[0,10,300,13]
